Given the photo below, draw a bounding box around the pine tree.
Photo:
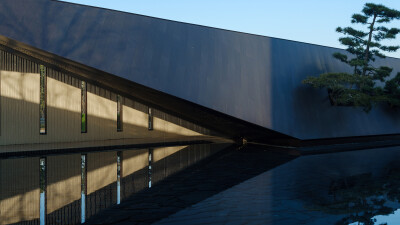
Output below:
[303,3,400,112]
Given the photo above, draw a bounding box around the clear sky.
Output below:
[61,0,400,58]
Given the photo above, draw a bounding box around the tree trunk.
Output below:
[363,14,377,76]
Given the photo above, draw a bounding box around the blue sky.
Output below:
[61,0,400,58]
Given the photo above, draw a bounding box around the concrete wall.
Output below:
[0,50,203,147]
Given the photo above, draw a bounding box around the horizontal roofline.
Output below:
[53,0,400,60]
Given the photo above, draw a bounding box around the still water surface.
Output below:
[1,143,400,225]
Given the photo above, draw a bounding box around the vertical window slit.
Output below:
[81,81,87,133]
[148,107,153,131]
[39,65,47,134]
[117,95,123,132]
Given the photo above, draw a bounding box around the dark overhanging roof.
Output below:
[51,0,400,60]
[0,35,295,144]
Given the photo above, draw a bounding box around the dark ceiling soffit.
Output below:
[0,35,296,143]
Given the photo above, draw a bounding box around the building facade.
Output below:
[0,0,400,147]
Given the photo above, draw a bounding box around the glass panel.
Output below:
[117,95,123,132]
[148,107,153,131]
[39,65,46,134]
[81,81,87,133]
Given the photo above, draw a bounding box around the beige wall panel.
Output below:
[122,106,149,139]
[87,151,117,194]
[122,149,149,177]
[164,120,201,136]
[0,71,40,145]
[0,157,40,225]
[87,92,119,141]
[153,117,201,138]
[47,154,81,214]
[153,146,187,163]
[45,78,81,143]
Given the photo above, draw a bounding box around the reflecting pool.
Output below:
[1,144,400,225]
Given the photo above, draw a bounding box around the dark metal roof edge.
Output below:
[51,0,400,60]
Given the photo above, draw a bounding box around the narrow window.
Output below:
[117,95,123,132]
[39,65,47,134]
[81,154,87,224]
[39,157,47,225]
[81,81,87,133]
[148,107,153,130]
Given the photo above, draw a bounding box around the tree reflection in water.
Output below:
[309,168,400,225]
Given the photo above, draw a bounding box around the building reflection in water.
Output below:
[8,144,400,225]
[154,145,400,225]
[0,157,40,225]
[81,154,87,224]
[0,143,225,225]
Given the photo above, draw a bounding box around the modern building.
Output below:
[1,0,400,152]
[2,1,400,225]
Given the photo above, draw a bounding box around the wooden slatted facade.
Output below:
[0,49,211,151]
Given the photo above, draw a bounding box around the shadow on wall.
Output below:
[0,143,229,225]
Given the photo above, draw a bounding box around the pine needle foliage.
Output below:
[303,3,400,112]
